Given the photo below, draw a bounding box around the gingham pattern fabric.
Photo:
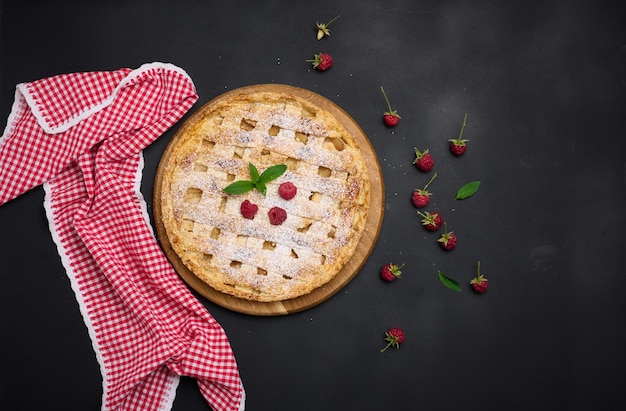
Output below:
[0,63,245,411]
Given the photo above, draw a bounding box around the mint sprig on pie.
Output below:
[223,163,287,195]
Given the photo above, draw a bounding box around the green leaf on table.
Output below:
[438,270,462,292]
[456,181,481,200]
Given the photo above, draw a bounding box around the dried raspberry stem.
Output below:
[380,342,393,353]
[423,172,438,190]
[380,86,394,113]
[458,113,468,140]
[325,15,340,26]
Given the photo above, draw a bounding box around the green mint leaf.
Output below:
[438,270,462,292]
[255,181,267,195]
[258,164,287,184]
[223,180,255,194]
[223,163,286,196]
[456,181,481,200]
[249,163,260,183]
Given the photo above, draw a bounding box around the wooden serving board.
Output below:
[153,84,384,316]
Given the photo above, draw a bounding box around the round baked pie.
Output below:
[158,88,370,302]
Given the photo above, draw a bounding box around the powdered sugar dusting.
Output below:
[160,91,369,301]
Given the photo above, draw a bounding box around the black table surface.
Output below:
[1,1,625,410]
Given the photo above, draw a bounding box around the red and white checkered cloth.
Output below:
[0,63,245,411]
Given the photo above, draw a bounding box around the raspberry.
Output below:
[380,327,406,353]
[380,86,401,127]
[307,53,334,71]
[411,191,430,208]
[384,114,400,127]
[380,263,404,282]
[240,200,258,219]
[417,210,443,231]
[268,207,287,225]
[470,261,489,293]
[450,141,467,156]
[278,182,297,200]
[413,147,434,172]
[437,223,457,250]
[449,113,469,156]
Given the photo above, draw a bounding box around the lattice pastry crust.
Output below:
[160,91,370,302]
